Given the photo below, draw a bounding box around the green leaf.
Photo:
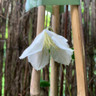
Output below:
[71,48,75,60]
[40,80,50,88]
[0,34,2,38]
[72,52,75,60]
[94,70,96,75]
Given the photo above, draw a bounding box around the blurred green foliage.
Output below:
[40,80,50,88]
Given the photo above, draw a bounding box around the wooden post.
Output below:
[71,5,87,96]
[30,6,45,96]
[50,5,60,96]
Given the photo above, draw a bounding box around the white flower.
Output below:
[19,29,73,70]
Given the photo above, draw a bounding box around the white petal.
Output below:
[19,31,45,59]
[28,48,50,70]
[51,36,70,50]
[45,29,72,51]
[45,29,73,65]
[45,29,68,43]
[50,46,73,65]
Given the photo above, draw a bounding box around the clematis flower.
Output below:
[19,29,73,70]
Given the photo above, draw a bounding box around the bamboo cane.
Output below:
[50,5,60,96]
[30,6,45,96]
[71,5,87,96]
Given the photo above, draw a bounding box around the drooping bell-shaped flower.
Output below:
[19,29,73,70]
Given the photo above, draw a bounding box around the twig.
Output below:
[61,65,72,96]
[60,5,68,96]
[0,14,6,19]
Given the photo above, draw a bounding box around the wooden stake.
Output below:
[30,6,45,96]
[71,5,87,96]
[50,5,60,96]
